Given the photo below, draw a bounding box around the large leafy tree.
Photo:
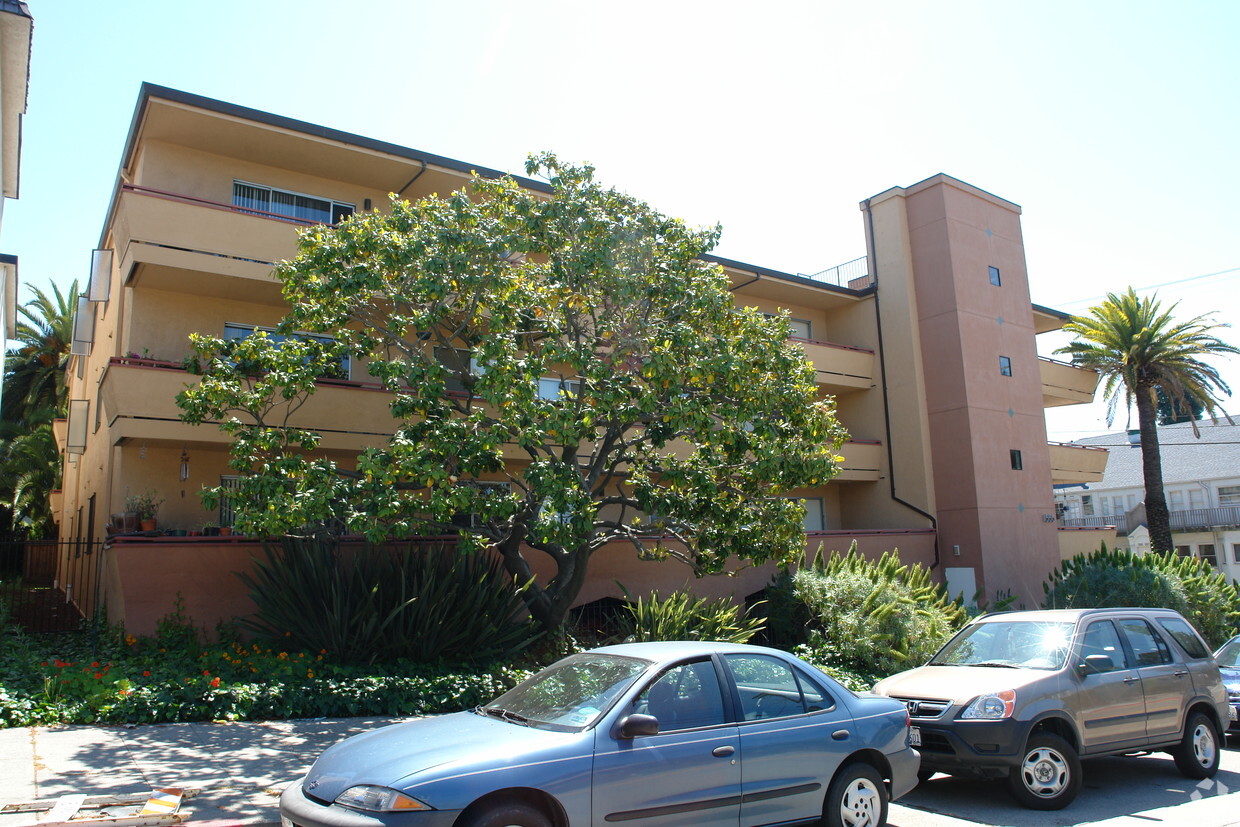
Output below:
[178,154,846,631]
[1057,288,1238,553]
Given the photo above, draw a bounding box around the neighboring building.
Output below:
[54,83,1105,633]
[1056,421,1240,577]
[0,0,31,398]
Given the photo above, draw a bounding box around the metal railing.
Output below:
[0,539,104,633]
[1059,505,1240,536]
[799,256,871,290]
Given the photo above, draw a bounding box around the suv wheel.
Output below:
[1173,711,1221,779]
[1006,733,1081,810]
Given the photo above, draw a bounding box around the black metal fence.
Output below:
[0,539,104,633]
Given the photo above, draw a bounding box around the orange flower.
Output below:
[143,671,151,677]
[209,677,221,688]
[203,670,210,676]
[94,673,103,679]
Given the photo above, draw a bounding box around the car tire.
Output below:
[1006,733,1081,810]
[460,801,552,827]
[824,762,887,827]
[1173,711,1221,779]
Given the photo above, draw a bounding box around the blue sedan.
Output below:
[279,641,919,827]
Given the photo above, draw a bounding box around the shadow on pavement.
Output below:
[895,748,1240,827]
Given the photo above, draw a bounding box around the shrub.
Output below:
[1044,545,1240,647]
[619,588,764,644]
[238,538,537,663]
[792,546,966,682]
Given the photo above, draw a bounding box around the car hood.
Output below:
[873,664,1050,703]
[302,711,574,802]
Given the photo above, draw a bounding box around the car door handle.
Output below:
[712,745,735,757]
[1174,670,1189,678]
[1123,676,1139,684]
[832,730,850,741]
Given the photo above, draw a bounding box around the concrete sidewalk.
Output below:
[0,717,414,827]
[5,717,1240,827]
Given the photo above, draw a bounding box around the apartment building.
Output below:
[0,0,31,397]
[1056,421,1240,577]
[54,84,1105,633]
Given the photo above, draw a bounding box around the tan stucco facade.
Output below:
[55,85,1105,631]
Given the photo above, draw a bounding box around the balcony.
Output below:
[835,439,882,481]
[794,338,875,393]
[1040,357,1100,408]
[98,359,397,452]
[111,185,306,288]
[1048,441,1108,484]
[1060,505,1240,536]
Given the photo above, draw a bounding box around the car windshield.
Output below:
[930,620,1075,670]
[1217,638,1240,668]
[481,652,650,731]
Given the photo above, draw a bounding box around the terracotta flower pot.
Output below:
[140,518,157,532]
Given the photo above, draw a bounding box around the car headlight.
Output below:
[960,689,1016,719]
[334,785,431,812]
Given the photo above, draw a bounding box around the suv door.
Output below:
[1116,617,1191,742]
[1074,619,1149,753]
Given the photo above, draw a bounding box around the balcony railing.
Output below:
[1060,505,1240,535]
[798,256,872,290]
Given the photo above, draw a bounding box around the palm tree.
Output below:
[2,279,78,423]
[0,410,61,537]
[1057,287,1239,553]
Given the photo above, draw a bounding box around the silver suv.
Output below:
[872,608,1228,810]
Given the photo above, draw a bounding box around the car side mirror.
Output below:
[617,713,660,739]
[1078,654,1114,676]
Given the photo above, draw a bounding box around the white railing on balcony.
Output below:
[1060,505,1240,536]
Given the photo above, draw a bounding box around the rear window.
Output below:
[1157,617,1210,659]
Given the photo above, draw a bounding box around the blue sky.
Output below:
[5,0,1237,440]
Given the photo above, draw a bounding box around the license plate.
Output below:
[1230,705,1238,722]
[909,726,921,747]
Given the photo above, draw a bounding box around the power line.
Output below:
[1046,265,1240,309]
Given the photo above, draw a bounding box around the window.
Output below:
[988,266,1002,286]
[633,660,725,731]
[1169,490,1184,511]
[537,376,583,400]
[1081,494,1094,516]
[724,654,828,720]
[1233,543,1240,564]
[999,355,1012,376]
[1199,544,1218,567]
[1188,488,1205,510]
[233,181,354,225]
[1010,449,1023,471]
[1118,618,1172,666]
[224,323,349,379]
[1158,617,1210,659]
[1112,496,1126,516]
[802,497,826,532]
[433,346,483,394]
[1174,545,1192,557]
[451,481,510,529]
[1079,620,1127,672]
[763,313,812,341]
[1220,485,1240,506]
[218,475,242,527]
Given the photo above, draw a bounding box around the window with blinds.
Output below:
[233,181,354,225]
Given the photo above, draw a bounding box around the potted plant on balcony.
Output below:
[125,490,164,532]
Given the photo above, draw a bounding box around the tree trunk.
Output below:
[1136,387,1174,553]
[494,534,592,633]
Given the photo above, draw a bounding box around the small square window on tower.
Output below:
[999,355,1012,376]
[1010,449,1023,470]
[989,265,1002,286]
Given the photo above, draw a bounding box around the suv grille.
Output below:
[893,696,950,719]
